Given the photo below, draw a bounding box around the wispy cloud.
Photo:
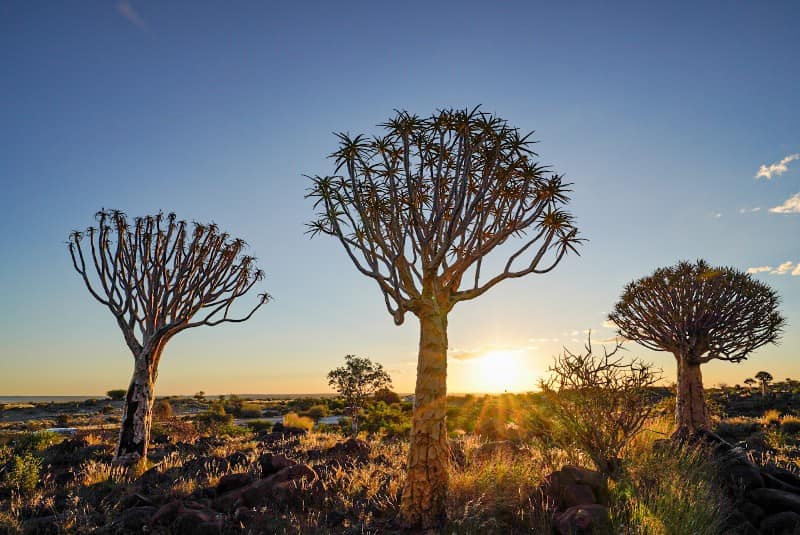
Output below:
[739,207,761,214]
[602,319,618,329]
[712,212,722,219]
[450,344,536,361]
[756,154,800,180]
[748,261,800,276]
[770,193,800,214]
[117,0,147,31]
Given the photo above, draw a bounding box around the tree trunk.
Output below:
[115,347,160,465]
[399,306,449,529]
[351,406,359,437]
[675,357,708,433]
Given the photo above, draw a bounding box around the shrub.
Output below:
[15,431,61,453]
[5,452,41,495]
[762,409,780,426]
[195,404,233,432]
[374,388,401,405]
[780,415,800,434]
[539,336,661,478]
[613,442,731,534]
[106,389,127,401]
[100,404,115,415]
[56,413,74,427]
[302,404,329,421]
[283,412,314,432]
[716,416,760,439]
[246,420,273,434]
[153,399,173,421]
[236,403,263,419]
[216,423,250,437]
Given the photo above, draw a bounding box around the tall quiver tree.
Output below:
[609,260,784,433]
[307,107,581,528]
[69,210,269,464]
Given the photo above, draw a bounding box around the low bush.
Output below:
[762,409,781,426]
[15,431,61,453]
[283,412,314,432]
[153,399,173,421]
[4,452,41,495]
[246,420,273,433]
[780,415,800,434]
[716,416,760,439]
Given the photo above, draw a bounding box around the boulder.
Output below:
[727,463,765,492]
[748,488,800,514]
[739,500,766,524]
[554,504,611,535]
[215,472,252,495]
[117,506,157,531]
[544,465,609,509]
[22,516,59,535]
[760,511,800,534]
[259,453,296,477]
[562,483,596,508]
[326,437,371,459]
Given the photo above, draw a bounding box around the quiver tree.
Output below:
[307,107,581,528]
[327,354,392,436]
[609,260,784,433]
[755,371,773,397]
[68,210,269,464]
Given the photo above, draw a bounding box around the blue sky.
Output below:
[1,1,799,395]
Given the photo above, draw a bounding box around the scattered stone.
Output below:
[554,504,611,535]
[760,511,800,534]
[22,515,59,535]
[727,463,765,492]
[116,506,156,531]
[215,472,252,495]
[739,500,766,524]
[259,453,296,477]
[748,488,800,515]
[562,483,596,508]
[326,437,370,459]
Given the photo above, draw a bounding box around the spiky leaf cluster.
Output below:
[68,209,269,355]
[609,260,785,363]
[307,107,581,324]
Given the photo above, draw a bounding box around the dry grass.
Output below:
[762,409,781,426]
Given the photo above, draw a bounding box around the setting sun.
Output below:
[474,350,528,393]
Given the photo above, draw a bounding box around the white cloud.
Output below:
[756,153,800,180]
[772,261,795,275]
[770,193,800,214]
[602,319,618,329]
[117,0,147,30]
[749,261,800,276]
[739,207,761,214]
[528,337,559,343]
[713,212,722,219]
[450,344,535,361]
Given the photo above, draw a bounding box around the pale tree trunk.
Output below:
[675,356,708,433]
[399,306,449,529]
[351,406,359,437]
[115,345,162,465]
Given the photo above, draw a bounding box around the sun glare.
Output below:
[474,350,525,393]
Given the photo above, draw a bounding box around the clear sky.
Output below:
[1,1,799,396]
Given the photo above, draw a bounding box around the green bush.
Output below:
[216,423,250,437]
[15,431,61,453]
[246,420,273,433]
[106,389,127,401]
[5,452,41,495]
[283,412,314,432]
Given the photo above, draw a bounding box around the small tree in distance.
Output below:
[308,107,581,528]
[538,335,662,479]
[609,260,784,433]
[327,355,392,437]
[69,210,269,465]
[107,389,127,401]
[755,371,773,397]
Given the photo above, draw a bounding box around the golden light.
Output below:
[474,350,525,393]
